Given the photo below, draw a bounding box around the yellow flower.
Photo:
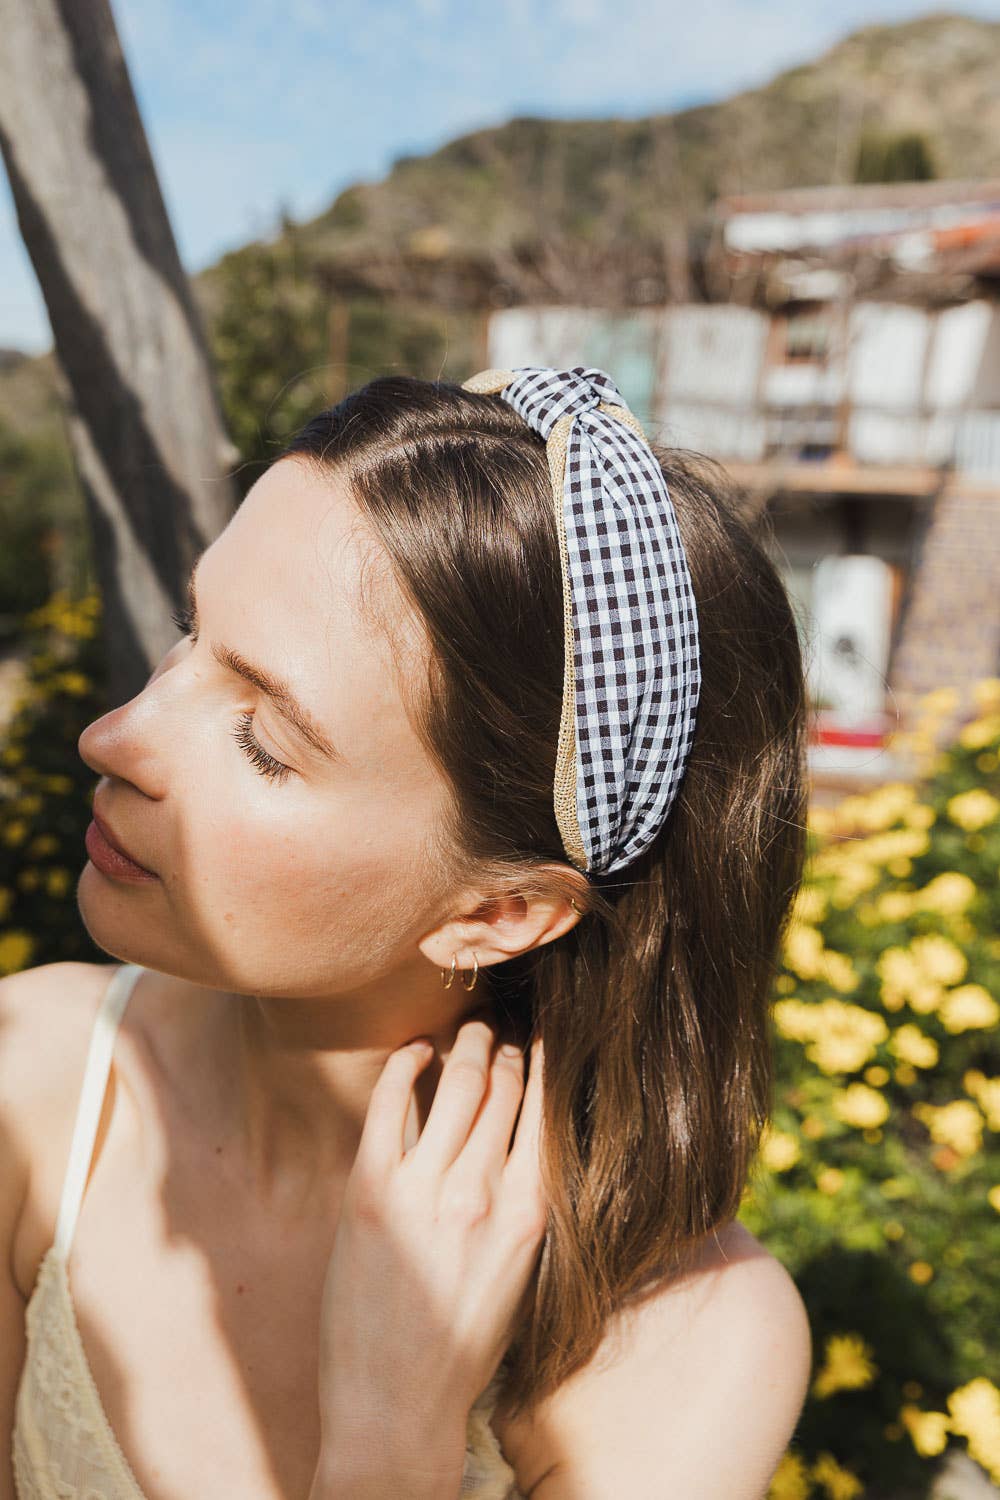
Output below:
[817,1167,844,1194]
[947,1379,1000,1484]
[766,1451,812,1500]
[808,806,836,838]
[876,947,943,1014]
[42,774,75,795]
[45,867,72,898]
[919,687,960,717]
[890,1025,939,1070]
[2,819,29,847]
[938,984,1000,1034]
[909,1260,934,1284]
[972,677,1000,710]
[27,833,59,859]
[911,933,967,987]
[962,1071,1000,1131]
[773,999,816,1042]
[773,998,888,1074]
[833,1083,890,1130]
[902,802,936,830]
[958,714,1000,750]
[913,1099,984,1157]
[874,890,915,922]
[51,670,91,696]
[911,871,976,916]
[792,885,828,924]
[810,1452,864,1499]
[806,1002,888,1075]
[783,923,826,980]
[947,789,1000,831]
[899,1404,951,1456]
[883,1220,905,1240]
[820,950,859,993]
[864,1065,890,1086]
[801,1114,826,1140]
[0,931,34,975]
[761,1128,801,1173]
[811,1332,878,1399]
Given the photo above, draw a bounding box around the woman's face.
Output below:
[77,457,464,1001]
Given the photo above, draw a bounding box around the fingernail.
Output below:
[410,1037,434,1053]
[500,1042,521,1057]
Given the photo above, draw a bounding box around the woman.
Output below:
[2,366,813,1500]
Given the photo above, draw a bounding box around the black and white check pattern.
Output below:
[501,366,701,874]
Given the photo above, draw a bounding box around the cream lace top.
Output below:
[12,963,525,1500]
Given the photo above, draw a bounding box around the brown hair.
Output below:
[277,375,810,1418]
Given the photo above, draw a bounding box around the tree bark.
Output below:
[0,0,240,706]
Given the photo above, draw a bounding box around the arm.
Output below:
[504,1226,812,1500]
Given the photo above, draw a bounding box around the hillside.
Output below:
[289,11,1000,265]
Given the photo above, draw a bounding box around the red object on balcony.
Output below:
[810,711,891,749]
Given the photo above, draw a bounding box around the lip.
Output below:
[86,808,158,882]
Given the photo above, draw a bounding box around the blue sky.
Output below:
[3,0,1000,352]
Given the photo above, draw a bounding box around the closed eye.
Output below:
[170,606,293,785]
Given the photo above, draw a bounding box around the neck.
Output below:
[216,959,499,1212]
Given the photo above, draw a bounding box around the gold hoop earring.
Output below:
[460,952,479,991]
[441,954,457,989]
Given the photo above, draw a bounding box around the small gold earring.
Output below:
[460,952,479,991]
[441,954,457,989]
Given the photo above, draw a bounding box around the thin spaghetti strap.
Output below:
[52,963,145,1261]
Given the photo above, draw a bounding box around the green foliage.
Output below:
[753,681,1000,1497]
[853,129,937,184]
[344,295,475,383]
[209,228,333,492]
[0,419,90,631]
[0,591,109,970]
[208,228,484,491]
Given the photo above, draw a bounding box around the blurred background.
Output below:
[2,3,1000,1497]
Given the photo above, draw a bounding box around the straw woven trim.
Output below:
[462,368,653,873]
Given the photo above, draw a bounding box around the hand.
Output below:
[313,1024,547,1493]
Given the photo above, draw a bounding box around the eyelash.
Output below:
[169,604,293,786]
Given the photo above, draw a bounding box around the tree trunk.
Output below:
[0,0,240,706]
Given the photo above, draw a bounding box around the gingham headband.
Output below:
[461,365,701,877]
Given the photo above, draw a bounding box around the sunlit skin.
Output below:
[75,455,581,1210]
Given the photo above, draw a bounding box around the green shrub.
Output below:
[0,589,108,968]
[754,681,1000,1498]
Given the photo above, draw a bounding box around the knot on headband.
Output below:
[462,364,702,878]
[500,364,625,438]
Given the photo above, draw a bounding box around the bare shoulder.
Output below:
[0,961,119,1101]
[0,961,121,1295]
[498,1221,812,1499]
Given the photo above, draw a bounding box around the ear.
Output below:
[416,873,584,972]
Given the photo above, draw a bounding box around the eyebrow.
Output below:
[185,559,343,764]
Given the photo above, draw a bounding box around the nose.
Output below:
[77,636,189,778]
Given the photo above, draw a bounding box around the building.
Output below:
[482,180,1000,790]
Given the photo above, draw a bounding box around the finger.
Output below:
[450,1043,527,1186]
[503,1036,545,1188]
[355,1040,436,1176]
[410,1019,496,1170]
